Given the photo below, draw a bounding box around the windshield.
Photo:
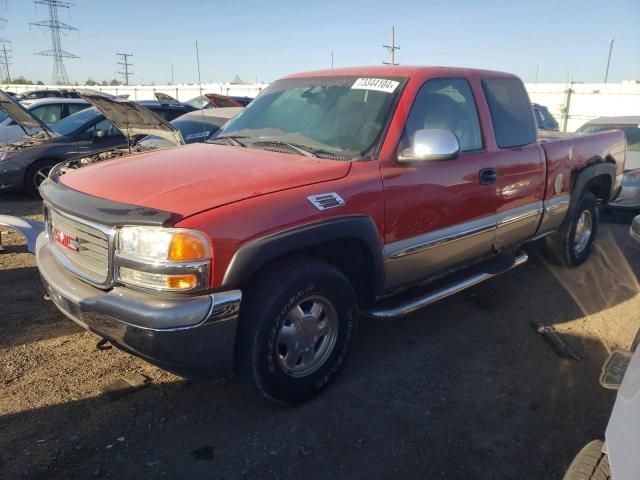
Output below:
[185,95,209,109]
[579,124,640,152]
[50,107,102,136]
[213,76,405,159]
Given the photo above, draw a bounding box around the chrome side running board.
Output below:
[366,251,529,320]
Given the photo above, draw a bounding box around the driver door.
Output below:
[381,77,498,289]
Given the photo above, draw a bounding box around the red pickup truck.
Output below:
[10,66,627,404]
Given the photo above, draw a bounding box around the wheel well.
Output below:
[246,238,377,309]
[582,174,612,205]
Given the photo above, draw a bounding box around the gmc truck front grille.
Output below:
[47,207,113,286]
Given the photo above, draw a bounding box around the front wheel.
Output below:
[25,159,58,198]
[544,192,600,267]
[235,257,358,405]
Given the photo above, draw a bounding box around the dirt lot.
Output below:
[1,192,639,480]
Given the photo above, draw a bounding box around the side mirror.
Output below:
[94,129,108,141]
[397,128,460,163]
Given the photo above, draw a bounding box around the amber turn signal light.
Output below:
[169,233,208,261]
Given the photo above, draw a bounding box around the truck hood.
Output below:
[60,143,351,218]
[78,92,184,146]
[0,90,54,136]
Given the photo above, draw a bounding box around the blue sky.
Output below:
[1,0,639,84]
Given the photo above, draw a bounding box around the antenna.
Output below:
[117,52,133,86]
[383,26,400,66]
[195,40,206,139]
[30,0,79,85]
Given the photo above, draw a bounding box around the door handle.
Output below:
[479,168,497,185]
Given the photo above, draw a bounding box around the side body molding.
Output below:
[221,216,385,294]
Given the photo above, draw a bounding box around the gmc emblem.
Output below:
[53,227,79,252]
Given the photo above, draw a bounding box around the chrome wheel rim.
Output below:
[276,295,339,378]
[574,210,593,254]
[34,165,52,188]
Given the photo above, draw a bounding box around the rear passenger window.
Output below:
[482,78,536,148]
[401,78,483,153]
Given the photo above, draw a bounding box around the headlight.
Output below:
[116,226,212,292]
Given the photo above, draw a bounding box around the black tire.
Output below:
[563,440,611,480]
[544,192,599,267]
[235,256,358,405]
[25,159,58,198]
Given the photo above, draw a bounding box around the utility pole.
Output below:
[383,26,400,65]
[604,38,614,84]
[30,0,79,85]
[170,62,174,85]
[117,52,133,86]
[331,51,334,68]
[534,64,540,83]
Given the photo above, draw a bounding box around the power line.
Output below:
[117,52,133,86]
[383,26,399,66]
[30,0,79,85]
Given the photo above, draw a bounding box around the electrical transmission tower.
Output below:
[30,0,79,85]
[383,26,400,66]
[0,41,12,83]
[117,52,133,86]
[0,17,10,83]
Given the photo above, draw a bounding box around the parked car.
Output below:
[0,93,194,197]
[563,330,640,480]
[631,215,640,247]
[136,96,197,122]
[64,104,243,168]
[3,66,626,404]
[185,93,251,109]
[533,103,560,131]
[14,89,82,101]
[578,116,640,210]
[14,89,82,102]
[0,96,89,144]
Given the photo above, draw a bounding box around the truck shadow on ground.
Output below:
[1,220,638,479]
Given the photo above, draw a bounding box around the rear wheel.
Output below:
[563,440,610,480]
[235,256,358,405]
[25,159,58,198]
[544,192,599,267]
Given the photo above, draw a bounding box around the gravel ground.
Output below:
[1,192,639,480]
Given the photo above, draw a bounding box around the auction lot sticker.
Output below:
[351,78,399,93]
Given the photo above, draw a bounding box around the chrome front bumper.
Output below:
[35,233,242,378]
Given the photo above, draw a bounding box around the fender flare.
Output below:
[221,216,385,294]
[570,161,616,209]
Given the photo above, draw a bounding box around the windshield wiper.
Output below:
[208,135,249,147]
[252,140,318,158]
